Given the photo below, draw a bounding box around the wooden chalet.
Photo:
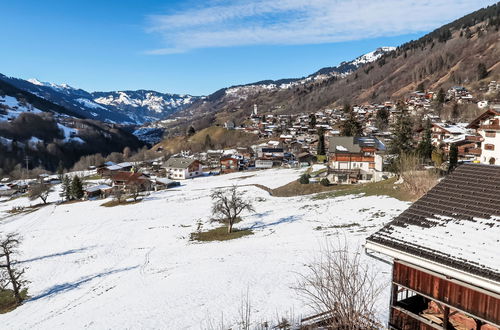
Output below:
[467,109,500,165]
[366,164,500,329]
[220,155,239,174]
[110,171,151,191]
[327,136,385,183]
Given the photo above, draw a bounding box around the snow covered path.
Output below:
[0,168,409,329]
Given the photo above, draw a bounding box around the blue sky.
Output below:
[1,0,497,95]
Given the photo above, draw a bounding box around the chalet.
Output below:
[430,123,469,146]
[468,108,500,165]
[110,171,151,191]
[220,155,239,174]
[0,184,16,197]
[441,134,482,160]
[152,178,180,190]
[163,157,202,180]
[327,136,385,184]
[97,161,134,177]
[84,184,113,199]
[295,152,316,166]
[366,164,500,329]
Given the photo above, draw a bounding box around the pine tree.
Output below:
[375,108,390,131]
[70,176,84,200]
[390,110,414,156]
[449,144,458,172]
[477,63,488,80]
[187,126,196,136]
[341,111,362,136]
[62,175,72,201]
[436,88,446,104]
[317,128,326,156]
[417,120,433,161]
[309,114,317,129]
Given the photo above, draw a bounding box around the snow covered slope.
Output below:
[0,168,409,329]
[0,74,199,125]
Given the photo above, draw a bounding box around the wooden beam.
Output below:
[443,306,450,330]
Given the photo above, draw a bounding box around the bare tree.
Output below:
[28,182,51,204]
[0,233,28,304]
[211,186,254,234]
[295,240,384,329]
[128,182,142,202]
[112,188,124,204]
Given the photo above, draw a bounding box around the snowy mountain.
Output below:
[91,90,196,124]
[0,74,199,125]
[0,78,143,171]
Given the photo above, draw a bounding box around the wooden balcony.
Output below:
[480,124,500,130]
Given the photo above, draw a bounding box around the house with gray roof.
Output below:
[327,136,387,183]
[162,157,202,180]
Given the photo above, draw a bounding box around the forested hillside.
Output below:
[0,80,144,176]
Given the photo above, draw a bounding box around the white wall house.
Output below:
[163,158,202,180]
[468,108,500,165]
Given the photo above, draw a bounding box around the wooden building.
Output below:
[327,136,385,183]
[468,108,500,165]
[366,164,500,329]
[220,155,239,174]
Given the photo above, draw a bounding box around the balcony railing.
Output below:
[480,124,500,130]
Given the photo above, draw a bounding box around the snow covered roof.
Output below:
[367,164,500,285]
[85,184,112,193]
[433,123,468,134]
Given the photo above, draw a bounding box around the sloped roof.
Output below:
[367,164,500,283]
[467,108,500,129]
[328,136,384,153]
[85,184,112,193]
[111,171,148,184]
[163,157,196,169]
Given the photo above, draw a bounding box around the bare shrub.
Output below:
[295,240,384,329]
[398,153,439,199]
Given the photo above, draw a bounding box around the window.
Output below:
[485,144,495,151]
[485,131,496,138]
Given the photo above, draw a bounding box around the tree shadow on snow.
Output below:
[28,265,139,301]
[246,215,300,230]
[16,247,94,265]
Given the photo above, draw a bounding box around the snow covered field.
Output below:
[0,168,409,329]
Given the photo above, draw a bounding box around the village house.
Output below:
[429,123,470,146]
[366,164,500,330]
[84,184,113,199]
[220,155,239,174]
[327,136,386,184]
[110,171,152,191]
[468,108,500,165]
[152,177,180,191]
[162,157,202,180]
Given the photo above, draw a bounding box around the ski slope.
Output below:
[0,168,409,329]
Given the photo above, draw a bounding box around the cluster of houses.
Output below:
[2,85,500,201]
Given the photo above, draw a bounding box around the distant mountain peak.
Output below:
[351,47,396,66]
[28,78,76,91]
